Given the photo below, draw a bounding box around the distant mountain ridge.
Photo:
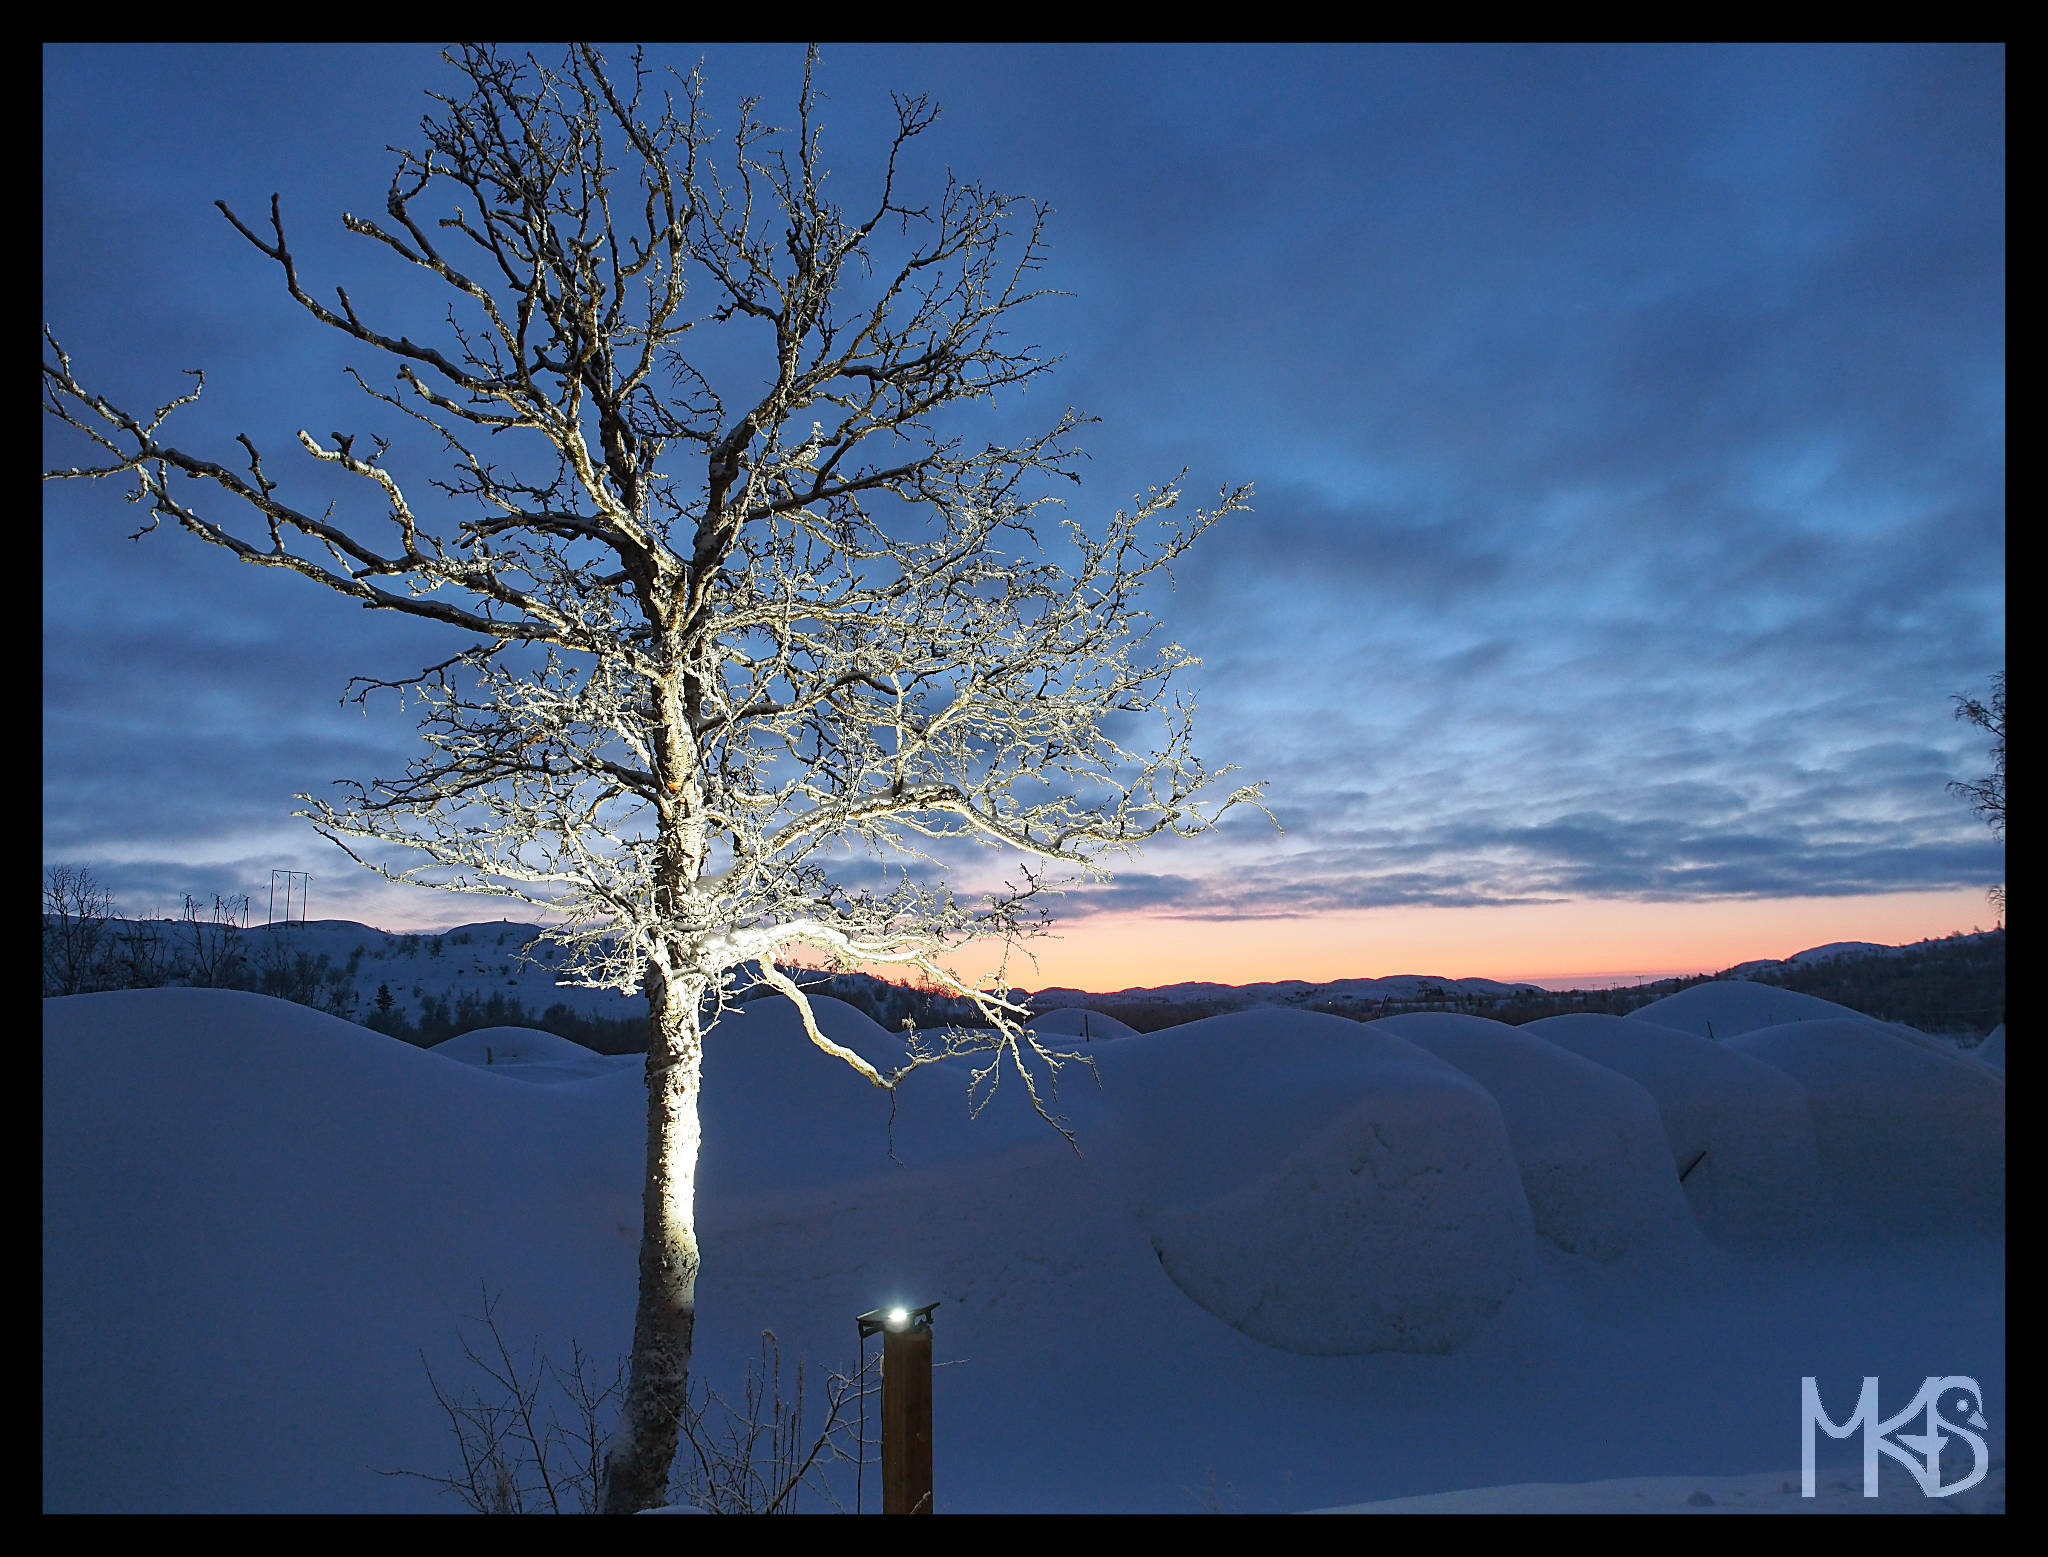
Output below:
[1026,972,1542,1012]
[1027,929,2002,1013]
[48,912,2002,1043]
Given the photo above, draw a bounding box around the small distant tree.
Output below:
[181,893,251,988]
[1949,670,2005,916]
[256,929,339,1009]
[113,916,177,989]
[42,864,118,996]
[42,44,1262,1512]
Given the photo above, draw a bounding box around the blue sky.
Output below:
[42,44,2004,985]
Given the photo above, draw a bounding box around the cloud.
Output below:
[42,45,2004,945]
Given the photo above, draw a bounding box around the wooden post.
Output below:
[859,1303,937,1515]
[882,1320,933,1514]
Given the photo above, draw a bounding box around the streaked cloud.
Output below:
[42,45,2003,973]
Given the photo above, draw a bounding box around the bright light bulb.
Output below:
[888,1307,909,1325]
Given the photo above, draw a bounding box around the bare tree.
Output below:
[44,44,1261,1512]
[42,864,118,996]
[180,892,251,989]
[1949,670,2005,916]
[113,915,177,989]
[252,924,345,1011]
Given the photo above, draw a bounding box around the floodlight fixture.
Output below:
[856,1300,939,1337]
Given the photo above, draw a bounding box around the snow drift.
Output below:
[1629,980,1881,1040]
[1526,1012,1825,1246]
[1365,1012,1690,1262]
[44,986,2005,1512]
[1977,1024,2005,1073]
[43,990,647,1513]
[1027,1006,1140,1040]
[1076,1008,1535,1355]
[1722,1018,2005,1236]
[429,1025,629,1081]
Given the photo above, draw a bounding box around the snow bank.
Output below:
[1977,1024,2005,1072]
[1526,1013,1825,1245]
[429,1025,624,1081]
[698,994,1061,1195]
[1077,1008,1534,1356]
[1722,1018,2005,1235]
[1028,1006,1140,1040]
[1314,1463,2005,1514]
[43,986,2008,1513]
[1366,1013,1690,1262]
[1629,981,1875,1040]
[40,988,1078,1512]
[42,989,647,1513]
[1630,979,1992,1068]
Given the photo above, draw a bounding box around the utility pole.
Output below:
[268,869,310,927]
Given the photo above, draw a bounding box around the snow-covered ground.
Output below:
[43,980,2003,1513]
[1316,1464,2005,1514]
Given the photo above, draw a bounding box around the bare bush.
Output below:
[382,1287,623,1514]
[387,1291,854,1516]
[670,1330,860,1514]
[42,864,118,996]
[112,916,177,989]
[181,893,250,988]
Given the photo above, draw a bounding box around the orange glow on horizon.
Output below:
[365,887,1999,994]
[922,887,2000,992]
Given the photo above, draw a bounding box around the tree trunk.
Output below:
[599,965,706,1514]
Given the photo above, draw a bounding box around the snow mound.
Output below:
[1367,1013,1691,1261]
[1628,981,1873,1040]
[42,989,648,1513]
[41,984,2009,1513]
[1976,1025,2005,1072]
[429,1025,619,1079]
[698,994,1069,1195]
[1525,1013,1825,1245]
[1077,1008,1534,1356]
[1723,1019,2005,1235]
[1028,1006,1139,1040]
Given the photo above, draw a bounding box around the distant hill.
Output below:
[1017,929,2005,1037]
[41,913,1004,1051]
[1021,973,1546,1034]
[42,914,655,1050]
[46,912,2004,1046]
[1714,929,2003,1037]
[1031,973,1542,1009]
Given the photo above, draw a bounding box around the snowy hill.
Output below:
[90,914,643,1031]
[45,984,2003,1512]
[1725,929,2001,978]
